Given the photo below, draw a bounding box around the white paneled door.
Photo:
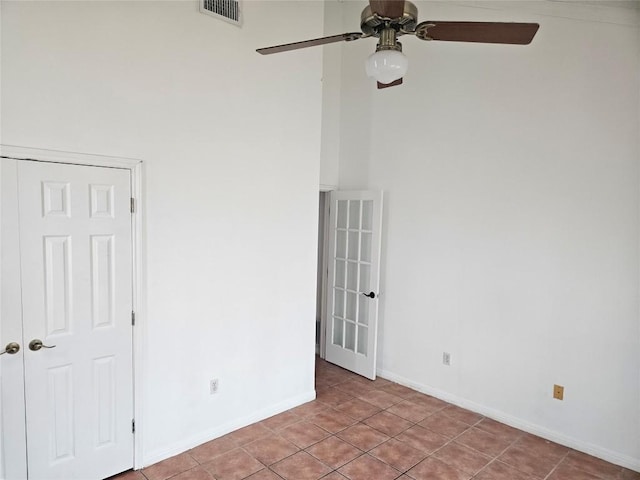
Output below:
[1,159,134,479]
[325,191,383,380]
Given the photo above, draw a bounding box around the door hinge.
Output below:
[132,419,136,434]
[131,311,136,326]
[130,198,135,213]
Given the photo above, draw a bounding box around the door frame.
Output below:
[0,144,146,471]
[318,186,336,360]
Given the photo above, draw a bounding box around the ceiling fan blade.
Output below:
[257,33,363,55]
[369,0,406,19]
[377,78,403,89]
[416,21,539,45]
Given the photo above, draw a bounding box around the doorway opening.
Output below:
[315,191,330,359]
[315,189,383,379]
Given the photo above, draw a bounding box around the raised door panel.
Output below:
[47,365,75,463]
[91,235,116,329]
[43,235,73,336]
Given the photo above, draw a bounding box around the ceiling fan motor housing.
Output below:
[360,1,418,37]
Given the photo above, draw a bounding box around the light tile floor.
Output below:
[111,358,639,480]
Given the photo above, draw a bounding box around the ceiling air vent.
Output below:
[200,0,242,27]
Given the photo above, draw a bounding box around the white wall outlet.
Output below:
[209,378,219,394]
[442,352,451,366]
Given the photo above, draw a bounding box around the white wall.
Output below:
[333,0,640,470]
[1,0,324,470]
[319,0,344,188]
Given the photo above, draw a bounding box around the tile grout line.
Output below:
[467,431,528,479]
[416,413,488,478]
[541,450,571,480]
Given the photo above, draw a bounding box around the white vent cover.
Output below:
[200,0,242,26]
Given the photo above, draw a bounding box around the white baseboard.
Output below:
[141,389,316,468]
[377,368,640,473]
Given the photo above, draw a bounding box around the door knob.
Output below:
[0,342,20,355]
[361,291,376,299]
[29,339,56,351]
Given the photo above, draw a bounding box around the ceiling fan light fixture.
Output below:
[365,49,408,85]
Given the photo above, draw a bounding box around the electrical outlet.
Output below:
[210,378,219,395]
[442,352,451,366]
[553,384,564,400]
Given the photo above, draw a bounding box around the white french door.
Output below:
[324,191,383,380]
[1,159,134,479]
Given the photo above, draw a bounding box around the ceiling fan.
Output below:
[256,0,539,89]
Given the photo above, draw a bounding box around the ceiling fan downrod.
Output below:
[377,27,402,52]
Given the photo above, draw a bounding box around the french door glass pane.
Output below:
[345,322,356,351]
[357,325,368,355]
[361,232,372,263]
[349,201,361,229]
[362,200,373,231]
[358,296,369,325]
[346,292,357,321]
[334,289,344,317]
[348,232,359,260]
[347,262,358,291]
[335,260,346,289]
[337,200,348,228]
[336,230,347,259]
[333,318,344,346]
[359,264,370,292]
